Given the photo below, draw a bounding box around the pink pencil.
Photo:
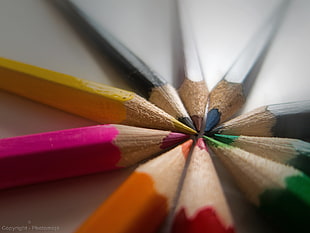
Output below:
[0,124,189,189]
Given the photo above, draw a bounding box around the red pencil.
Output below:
[172,138,235,233]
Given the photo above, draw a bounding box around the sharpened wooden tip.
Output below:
[191,115,203,131]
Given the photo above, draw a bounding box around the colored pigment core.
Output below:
[160,133,190,149]
[203,136,230,148]
[259,175,310,233]
[196,138,207,150]
[182,140,194,159]
[213,134,239,145]
[205,109,221,132]
[172,207,235,233]
[178,117,196,131]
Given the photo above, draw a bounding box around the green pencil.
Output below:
[212,134,310,176]
[205,136,310,233]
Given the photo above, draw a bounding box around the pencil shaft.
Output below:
[0,124,189,189]
[205,1,289,131]
[55,0,194,128]
[0,57,196,134]
[212,101,310,140]
[268,101,310,140]
[172,138,234,233]
[176,0,208,130]
[55,0,161,97]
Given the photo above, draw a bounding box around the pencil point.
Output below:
[191,115,203,131]
[179,117,196,131]
[213,134,239,145]
[172,119,197,135]
[209,125,222,135]
[161,132,190,149]
[196,138,207,150]
[181,139,193,158]
[205,109,220,132]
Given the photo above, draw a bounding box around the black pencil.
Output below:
[54,0,195,129]
[210,100,310,141]
[204,1,289,132]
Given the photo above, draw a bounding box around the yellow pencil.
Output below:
[0,57,196,134]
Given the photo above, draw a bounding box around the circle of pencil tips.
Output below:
[0,124,190,190]
[172,138,235,233]
[204,136,310,233]
[74,140,193,233]
[1,0,309,233]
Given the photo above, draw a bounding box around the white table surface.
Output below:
[0,0,309,232]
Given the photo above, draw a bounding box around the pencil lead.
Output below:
[213,134,239,145]
[209,125,223,135]
[191,115,203,131]
[204,109,220,132]
[172,118,197,135]
[161,132,190,149]
[178,116,196,131]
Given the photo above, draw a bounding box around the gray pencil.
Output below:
[210,100,310,141]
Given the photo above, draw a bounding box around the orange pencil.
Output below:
[75,139,193,233]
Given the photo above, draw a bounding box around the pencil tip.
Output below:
[172,119,197,134]
[205,109,220,132]
[191,115,203,131]
[179,117,196,131]
[210,125,222,134]
[161,132,190,149]
[213,134,239,145]
[196,138,207,150]
[181,139,193,158]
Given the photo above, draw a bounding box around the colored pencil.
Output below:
[172,138,235,233]
[212,134,310,177]
[175,0,208,130]
[210,100,310,140]
[0,57,196,134]
[54,0,195,130]
[204,1,289,132]
[0,124,190,189]
[205,136,310,233]
[75,139,193,233]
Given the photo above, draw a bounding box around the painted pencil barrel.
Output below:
[0,57,196,134]
[0,124,189,189]
[205,136,310,233]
